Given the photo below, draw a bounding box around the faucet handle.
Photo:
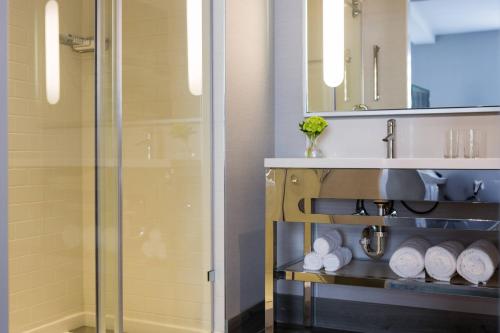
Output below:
[473,180,485,196]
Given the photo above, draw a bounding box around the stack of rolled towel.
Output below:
[457,239,499,284]
[303,230,352,272]
[389,237,499,284]
[323,248,353,272]
[389,237,431,279]
[425,240,464,281]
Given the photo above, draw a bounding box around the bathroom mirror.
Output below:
[306,0,500,115]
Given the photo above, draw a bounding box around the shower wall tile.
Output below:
[7,0,86,332]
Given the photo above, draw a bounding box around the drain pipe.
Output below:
[360,225,386,260]
[359,201,390,260]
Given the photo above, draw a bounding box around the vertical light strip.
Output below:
[323,0,344,88]
[187,0,203,96]
[45,0,60,104]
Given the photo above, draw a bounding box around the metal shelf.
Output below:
[275,259,500,299]
[278,217,500,231]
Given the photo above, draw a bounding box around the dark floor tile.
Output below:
[275,324,354,333]
[250,324,354,333]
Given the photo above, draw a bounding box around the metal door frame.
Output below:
[0,0,8,331]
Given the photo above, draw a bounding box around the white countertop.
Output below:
[264,158,500,169]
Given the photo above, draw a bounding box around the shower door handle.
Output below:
[344,49,351,102]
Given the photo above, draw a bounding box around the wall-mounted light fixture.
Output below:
[45,0,60,104]
[187,0,203,96]
[323,0,344,88]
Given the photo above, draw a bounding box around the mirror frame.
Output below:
[302,0,500,118]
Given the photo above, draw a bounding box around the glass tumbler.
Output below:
[444,129,460,158]
[464,129,485,158]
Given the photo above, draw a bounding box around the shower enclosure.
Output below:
[5,0,213,332]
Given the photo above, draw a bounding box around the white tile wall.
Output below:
[8,1,86,332]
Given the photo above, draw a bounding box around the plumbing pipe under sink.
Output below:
[360,225,387,260]
[359,200,391,260]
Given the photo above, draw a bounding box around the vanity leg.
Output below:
[304,281,312,327]
[265,219,276,332]
[303,222,313,327]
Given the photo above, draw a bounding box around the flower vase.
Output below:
[304,135,323,158]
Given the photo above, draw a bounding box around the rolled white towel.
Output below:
[425,241,465,281]
[457,239,499,284]
[303,251,323,271]
[390,237,431,278]
[313,230,342,256]
[323,247,352,272]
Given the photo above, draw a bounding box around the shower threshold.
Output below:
[71,327,115,333]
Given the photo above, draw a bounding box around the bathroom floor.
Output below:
[71,327,114,333]
[268,325,353,333]
[71,324,350,333]
[251,324,353,333]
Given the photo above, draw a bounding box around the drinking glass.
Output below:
[444,128,459,158]
[464,129,485,158]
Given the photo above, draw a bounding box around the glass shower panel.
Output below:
[7,1,96,332]
[121,0,213,332]
[96,0,123,331]
[7,1,213,332]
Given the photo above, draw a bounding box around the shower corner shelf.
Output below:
[264,166,500,333]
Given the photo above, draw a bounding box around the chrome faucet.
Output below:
[382,119,396,159]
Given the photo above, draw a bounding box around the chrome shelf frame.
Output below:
[265,168,500,332]
[276,259,500,299]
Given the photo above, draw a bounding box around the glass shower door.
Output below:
[120,0,213,331]
[96,0,213,332]
[96,0,123,331]
[6,0,212,331]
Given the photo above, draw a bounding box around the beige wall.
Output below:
[8,1,86,332]
[362,0,409,109]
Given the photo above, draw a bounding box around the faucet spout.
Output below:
[382,133,394,142]
[382,119,396,159]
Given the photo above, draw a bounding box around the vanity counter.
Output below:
[265,158,500,170]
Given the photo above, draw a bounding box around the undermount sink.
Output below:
[264,157,500,169]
